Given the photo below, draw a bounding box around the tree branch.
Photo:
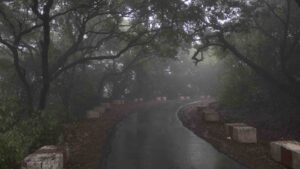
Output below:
[262,0,286,25]
[192,42,224,65]
[219,35,300,100]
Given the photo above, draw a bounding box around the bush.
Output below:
[0,99,64,169]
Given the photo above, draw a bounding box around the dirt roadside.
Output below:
[63,101,160,169]
[177,104,287,169]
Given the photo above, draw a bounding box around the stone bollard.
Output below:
[22,145,65,169]
[203,109,220,122]
[232,126,257,143]
[270,140,300,169]
[86,110,100,119]
[225,123,247,137]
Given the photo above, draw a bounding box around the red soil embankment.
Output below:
[64,101,160,169]
[178,104,286,169]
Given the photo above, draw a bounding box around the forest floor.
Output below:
[178,103,300,169]
[63,101,160,169]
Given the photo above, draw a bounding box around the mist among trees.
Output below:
[0,0,300,168]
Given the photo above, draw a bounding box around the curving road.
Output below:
[105,101,247,169]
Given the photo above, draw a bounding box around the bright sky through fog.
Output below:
[183,0,192,5]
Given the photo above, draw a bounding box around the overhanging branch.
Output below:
[192,42,224,65]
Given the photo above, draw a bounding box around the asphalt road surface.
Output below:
[105,101,247,169]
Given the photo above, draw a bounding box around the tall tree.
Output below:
[0,0,160,112]
[173,0,300,101]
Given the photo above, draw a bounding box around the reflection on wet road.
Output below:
[106,101,247,169]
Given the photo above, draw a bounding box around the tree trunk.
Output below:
[12,48,34,112]
[294,0,300,7]
[37,0,53,111]
[98,74,111,101]
[60,67,76,120]
[38,84,50,110]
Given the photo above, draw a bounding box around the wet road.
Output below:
[105,101,247,169]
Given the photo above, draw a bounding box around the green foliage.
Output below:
[68,80,100,119]
[217,30,275,109]
[0,99,63,168]
[0,120,39,169]
[218,58,261,108]
[0,97,21,133]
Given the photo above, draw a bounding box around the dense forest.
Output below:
[0,0,300,168]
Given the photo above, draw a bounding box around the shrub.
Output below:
[0,99,64,169]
